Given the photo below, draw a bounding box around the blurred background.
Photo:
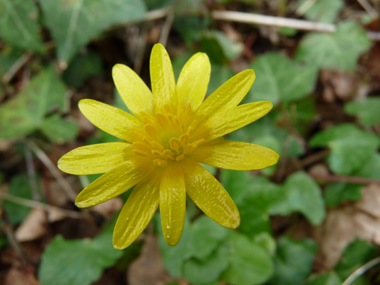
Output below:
[1,0,380,284]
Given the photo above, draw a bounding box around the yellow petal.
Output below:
[112,64,154,118]
[194,101,273,142]
[182,160,240,229]
[160,164,186,246]
[150,43,176,110]
[196,69,256,119]
[177,53,210,111]
[75,159,150,208]
[190,140,279,171]
[58,142,132,175]
[79,99,140,142]
[113,173,161,249]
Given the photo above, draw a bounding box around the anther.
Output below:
[151,141,165,151]
[170,138,181,154]
[176,154,185,162]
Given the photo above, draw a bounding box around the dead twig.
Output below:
[159,6,174,46]
[342,257,380,285]
[2,52,33,85]
[310,173,380,185]
[211,10,380,40]
[26,141,77,201]
[357,0,379,20]
[2,193,82,219]
[24,144,41,201]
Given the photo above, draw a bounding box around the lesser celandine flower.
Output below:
[58,44,279,249]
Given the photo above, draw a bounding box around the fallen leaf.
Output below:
[127,235,174,285]
[15,209,46,242]
[3,266,39,285]
[312,184,380,270]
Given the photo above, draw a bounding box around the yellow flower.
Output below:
[58,44,279,249]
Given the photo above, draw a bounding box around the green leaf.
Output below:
[297,0,344,24]
[63,52,103,88]
[270,171,326,225]
[335,239,377,281]
[324,182,362,207]
[39,0,146,63]
[39,232,122,285]
[306,271,342,285]
[269,237,318,285]
[222,232,273,285]
[4,174,37,224]
[207,64,235,95]
[285,97,317,136]
[183,244,229,285]
[40,114,79,144]
[157,215,228,277]
[324,153,380,207]
[247,53,317,105]
[189,215,228,260]
[0,0,43,52]
[200,30,243,64]
[344,97,380,126]
[0,45,23,76]
[222,170,281,236]
[173,16,210,44]
[143,0,173,10]
[0,66,67,139]
[295,21,371,71]
[228,115,304,161]
[310,124,380,175]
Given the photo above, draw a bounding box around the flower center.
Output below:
[129,102,205,167]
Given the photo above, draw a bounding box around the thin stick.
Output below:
[211,10,380,40]
[2,193,82,219]
[211,10,336,33]
[26,141,77,201]
[342,257,380,285]
[2,52,32,85]
[310,174,380,185]
[357,0,379,19]
[159,6,174,46]
[24,144,41,201]
[134,23,149,75]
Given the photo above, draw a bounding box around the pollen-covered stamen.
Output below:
[130,101,204,167]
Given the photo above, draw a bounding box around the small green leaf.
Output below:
[247,53,317,105]
[0,0,43,52]
[0,66,67,139]
[207,64,235,95]
[295,21,371,71]
[310,124,380,175]
[173,16,210,44]
[189,215,228,260]
[344,97,380,126]
[222,232,274,285]
[183,244,229,285]
[40,114,79,144]
[39,0,146,63]
[0,45,23,76]
[335,239,377,281]
[270,171,326,225]
[157,215,227,277]
[200,30,243,64]
[63,52,103,88]
[4,174,37,224]
[39,232,122,285]
[306,271,342,285]
[324,182,362,207]
[297,0,344,24]
[269,237,318,285]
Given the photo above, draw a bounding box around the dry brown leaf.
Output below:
[127,235,174,285]
[3,266,39,285]
[313,184,380,271]
[15,209,46,242]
